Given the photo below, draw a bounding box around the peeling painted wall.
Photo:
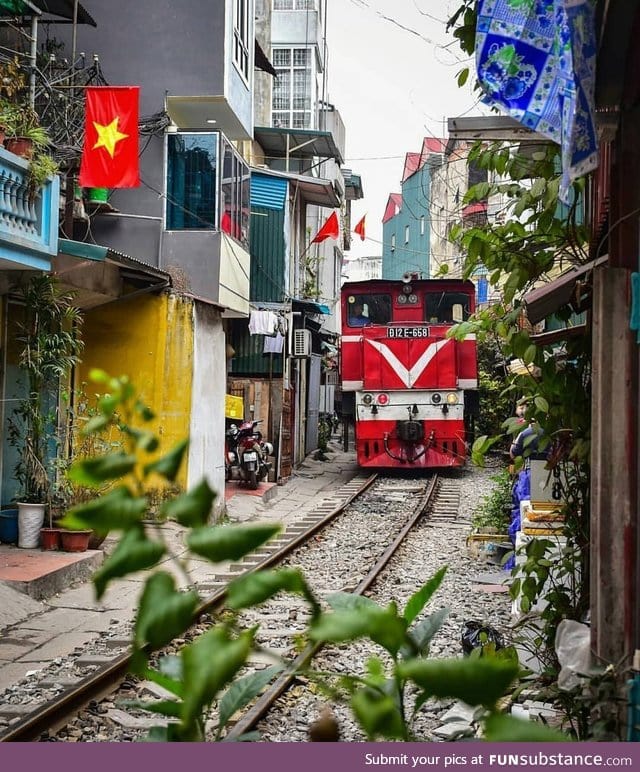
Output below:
[77,292,194,490]
[188,302,226,518]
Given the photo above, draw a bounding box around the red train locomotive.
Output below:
[339,276,478,469]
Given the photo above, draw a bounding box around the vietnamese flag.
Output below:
[354,214,366,241]
[311,211,339,244]
[79,86,140,188]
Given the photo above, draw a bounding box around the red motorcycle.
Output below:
[225,419,274,489]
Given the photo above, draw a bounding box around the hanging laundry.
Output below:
[475,0,597,202]
[264,332,284,354]
[249,310,278,336]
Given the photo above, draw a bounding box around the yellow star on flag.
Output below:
[92,117,128,158]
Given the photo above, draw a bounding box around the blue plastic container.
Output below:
[0,509,19,544]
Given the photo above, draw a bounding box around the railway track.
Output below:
[224,473,441,740]
[1,471,463,743]
[0,474,377,742]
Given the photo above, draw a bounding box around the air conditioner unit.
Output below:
[292,329,311,357]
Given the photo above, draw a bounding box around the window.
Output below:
[272,46,312,128]
[274,0,315,9]
[390,233,396,252]
[221,136,250,249]
[404,224,410,244]
[424,292,471,324]
[346,294,392,328]
[420,215,425,236]
[233,0,250,81]
[166,133,218,230]
[468,159,488,189]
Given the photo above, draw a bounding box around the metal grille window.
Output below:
[273,0,316,9]
[166,133,218,230]
[272,46,312,129]
[233,0,250,81]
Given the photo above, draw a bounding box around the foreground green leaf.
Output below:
[144,438,189,482]
[161,479,216,527]
[311,603,408,656]
[68,453,137,487]
[226,568,313,610]
[351,686,406,740]
[484,713,570,742]
[135,572,199,652]
[60,486,148,534]
[403,566,448,624]
[181,626,254,726]
[217,665,283,733]
[187,523,280,562]
[399,657,518,709]
[405,607,450,656]
[93,528,165,599]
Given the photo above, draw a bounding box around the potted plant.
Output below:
[0,98,20,146]
[27,151,59,202]
[3,104,49,158]
[8,275,83,548]
[0,57,27,145]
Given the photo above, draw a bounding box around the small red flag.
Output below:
[354,214,366,241]
[79,86,140,188]
[311,211,339,244]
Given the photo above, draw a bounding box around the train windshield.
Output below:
[346,294,392,327]
[425,292,471,323]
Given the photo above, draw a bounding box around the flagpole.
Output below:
[64,0,80,239]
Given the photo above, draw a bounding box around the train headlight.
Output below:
[431,393,442,404]
[407,293,418,304]
[446,392,459,405]
[402,284,413,295]
[362,393,374,405]
[376,393,389,406]
[397,294,407,304]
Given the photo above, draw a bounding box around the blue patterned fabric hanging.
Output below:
[475,0,598,202]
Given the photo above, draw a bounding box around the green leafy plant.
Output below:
[27,151,59,201]
[471,469,513,534]
[8,276,83,509]
[4,104,49,143]
[66,371,569,742]
[443,0,602,732]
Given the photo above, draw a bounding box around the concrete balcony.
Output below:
[0,146,60,271]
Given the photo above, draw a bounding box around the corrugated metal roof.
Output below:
[251,172,288,210]
[250,205,286,302]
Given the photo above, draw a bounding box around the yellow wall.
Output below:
[77,292,194,488]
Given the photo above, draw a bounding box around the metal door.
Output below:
[305,353,322,453]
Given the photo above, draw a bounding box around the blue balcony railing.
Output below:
[0,145,59,271]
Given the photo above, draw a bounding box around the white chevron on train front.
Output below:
[365,338,451,388]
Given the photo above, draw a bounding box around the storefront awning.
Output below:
[53,240,170,309]
[522,256,608,325]
[0,1,96,25]
[293,299,331,315]
[255,167,341,208]
[254,126,344,165]
[58,238,107,262]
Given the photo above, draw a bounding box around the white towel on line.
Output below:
[249,310,278,335]
[264,332,284,354]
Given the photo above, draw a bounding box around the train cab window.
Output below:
[347,294,392,327]
[425,292,471,324]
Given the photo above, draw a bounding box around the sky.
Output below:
[325,0,483,260]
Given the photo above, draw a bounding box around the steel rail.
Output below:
[225,473,440,741]
[0,474,377,743]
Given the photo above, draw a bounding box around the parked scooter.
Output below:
[225,419,274,489]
